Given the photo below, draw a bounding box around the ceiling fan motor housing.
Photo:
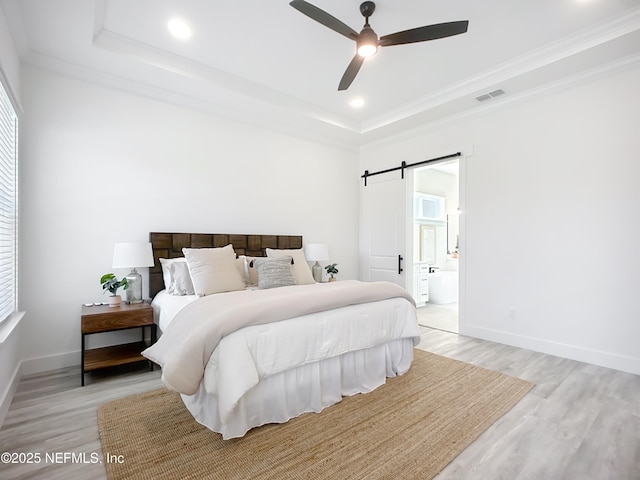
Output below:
[360,2,376,18]
[359,24,378,44]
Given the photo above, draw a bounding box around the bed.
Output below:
[143,232,420,439]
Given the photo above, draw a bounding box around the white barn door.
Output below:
[360,173,409,288]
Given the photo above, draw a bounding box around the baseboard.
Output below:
[0,361,22,429]
[463,325,640,376]
[20,350,80,376]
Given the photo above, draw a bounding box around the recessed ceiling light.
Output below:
[350,98,365,108]
[168,18,192,40]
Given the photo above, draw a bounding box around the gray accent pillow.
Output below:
[254,256,296,290]
[265,248,315,285]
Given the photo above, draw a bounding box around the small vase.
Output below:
[107,295,122,308]
[328,277,336,282]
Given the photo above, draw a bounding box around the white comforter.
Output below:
[143,280,417,395]
[206,296,419,425]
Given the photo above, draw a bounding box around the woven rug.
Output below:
[98,349,533,480]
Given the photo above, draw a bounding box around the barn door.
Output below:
[360,173,409,288]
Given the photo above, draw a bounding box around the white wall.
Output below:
[361,65,640,375]
[0,3,20,104]
[19,65,359,372]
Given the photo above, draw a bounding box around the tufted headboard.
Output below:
[148,232,303,299]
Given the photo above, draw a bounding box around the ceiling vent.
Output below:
[475,88,506,102]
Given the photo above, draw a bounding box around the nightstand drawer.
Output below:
[81,304,153,333]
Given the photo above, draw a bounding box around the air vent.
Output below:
[475,88,506,103]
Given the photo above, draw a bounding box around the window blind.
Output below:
[0,79,18,324]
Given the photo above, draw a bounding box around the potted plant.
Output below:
[100,273,129,307]
[324,263,339,282]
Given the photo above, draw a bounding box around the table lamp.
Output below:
[304,243,329,283]
[112,242,154,304]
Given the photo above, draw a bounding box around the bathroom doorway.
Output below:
[412,160,459,333]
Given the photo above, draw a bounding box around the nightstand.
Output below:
[80,303,157,386]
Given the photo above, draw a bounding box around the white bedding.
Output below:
[152,289,196,332]
[149,282,420,439]
[144,281,417,395]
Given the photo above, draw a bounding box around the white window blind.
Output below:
[0,79,18,324]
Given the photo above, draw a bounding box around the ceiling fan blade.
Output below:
[379,20,469,47]
[289,0,359,41]
[338,54,365,91]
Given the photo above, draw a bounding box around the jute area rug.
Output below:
[98,349,533,480]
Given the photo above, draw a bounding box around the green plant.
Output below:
[100,273,129,296]
[324,263,339,278]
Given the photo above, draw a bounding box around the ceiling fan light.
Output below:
[357,43,378,57]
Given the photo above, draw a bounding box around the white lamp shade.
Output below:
[112,242,154,268]
[304,243,329,262]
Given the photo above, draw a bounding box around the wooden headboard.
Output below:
[148,232,303,299]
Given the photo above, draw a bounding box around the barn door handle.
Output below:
[398,255,404,274]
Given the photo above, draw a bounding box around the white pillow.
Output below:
[266,248,315,285]
[240,255,260,286]
[235,257,247,286]
[159,257,187,290]
[167,261,195,296]
[182,245,245,296]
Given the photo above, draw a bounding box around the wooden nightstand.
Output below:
[81,303,157,386]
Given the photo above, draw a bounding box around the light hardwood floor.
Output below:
[1,330,638,479]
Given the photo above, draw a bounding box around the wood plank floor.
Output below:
[1,329,638,479]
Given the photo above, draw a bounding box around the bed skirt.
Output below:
[181,338,416,439]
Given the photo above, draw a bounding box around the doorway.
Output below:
[412,160,459,333]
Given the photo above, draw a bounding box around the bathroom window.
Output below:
[414,193,445,221]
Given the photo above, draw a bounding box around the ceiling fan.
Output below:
[289,0,469,91]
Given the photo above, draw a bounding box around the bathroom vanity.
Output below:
[413,262,430,306]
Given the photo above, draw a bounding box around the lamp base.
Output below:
[125,268,143,304]
[312,261,322,283]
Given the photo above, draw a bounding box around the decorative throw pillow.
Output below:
[242,255,260,286]
[265,248,315,285]
[236,257,247,286]
[254,256,296,290]
[182,244,245,296]
[167,261,195,296]
[159,257,187,290]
